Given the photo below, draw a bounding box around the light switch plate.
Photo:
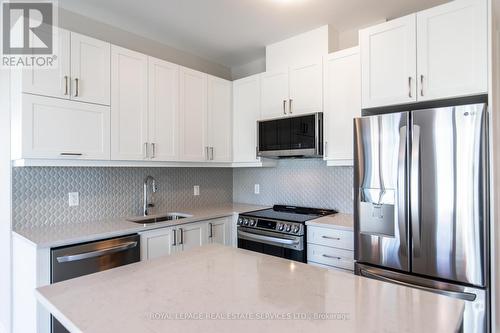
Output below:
[254,184,260,195]
[193,185,200,196]
[68,192,79,207]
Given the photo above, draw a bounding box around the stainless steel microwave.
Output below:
[257,112,323,158]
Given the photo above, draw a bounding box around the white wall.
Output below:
[0,68,12,333]
[57,8,232,80]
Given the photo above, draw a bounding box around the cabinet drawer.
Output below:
[307,244,354,271]
[307,226,353,250]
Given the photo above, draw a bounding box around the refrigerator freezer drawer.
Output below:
[356,263,487,333]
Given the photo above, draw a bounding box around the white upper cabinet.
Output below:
[416,0,487,101]
[207,76,232,162]
[360,14,417,109]
[148,57,180,161]
[21,28,71,99]
[289,59,323,115]
[111,46,148,161]
[70,32,111,105]
[15,94,110,160]
[260,59,323,119]
[179,67,208,161]
[323,47,361,166]
[20,28,111,105]
[260,69,289,119]
[360,0,487,108]
[233,74,261,163]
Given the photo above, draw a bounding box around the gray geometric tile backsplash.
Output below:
[12,167,233,229]
[233,160,353,214]
[12,161,353,229]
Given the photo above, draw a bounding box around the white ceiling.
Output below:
[59,0,449,69]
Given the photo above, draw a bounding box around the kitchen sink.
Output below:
[127,213,192,224]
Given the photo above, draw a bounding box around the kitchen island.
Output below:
[36,244,464,333]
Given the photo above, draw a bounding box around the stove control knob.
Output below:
[238,218,243,225]
[278,223,284,231]
[243,219,249,226]
[285,225,292,233]
[250,219,256,226]
[293,226,300,233]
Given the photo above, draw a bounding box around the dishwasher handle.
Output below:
[56,241,138,263]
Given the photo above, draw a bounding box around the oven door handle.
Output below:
[237,230,299,245]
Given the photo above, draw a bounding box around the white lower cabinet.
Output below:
[307,226,354,272]
[140,217,232,261]
[207,217,231,245]
[12,94,110,160]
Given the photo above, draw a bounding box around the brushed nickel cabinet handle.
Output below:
[283,100,287,115]
[64,76,69,95]
[60,152,83,156]
[74,78,79,97]
[408,77,412,98]
[322,235,341,240]
[322,254,342,260]
[289,99,293,114]
[324,141,328,158]
[210,147,214,161]
[420,75,424,97]
[179,228,184,245]
[151,143,156,159]
[144,142,149,159]
[209,223,213,238]
[205,146,209,161]
[172,229,177,246]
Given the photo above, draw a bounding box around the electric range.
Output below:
[237,205,337,262]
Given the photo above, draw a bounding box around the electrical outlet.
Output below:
[193,185,200,196]
[254,184,260,195]
[68,192,79,207]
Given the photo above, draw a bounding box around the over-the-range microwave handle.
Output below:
[359,268,477,302]
[397,125,407,257]
[411,124,421,257]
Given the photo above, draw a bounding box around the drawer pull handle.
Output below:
[60,153,83,156]
[322,254,342,260]
[322,236,341,240]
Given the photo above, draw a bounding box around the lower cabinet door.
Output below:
[208,217,230,245]
[177,222,206,252]
[140,228,175,261]
[18,94,110,160]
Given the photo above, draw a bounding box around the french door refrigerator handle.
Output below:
[411,124,421,257]
[359,268,477,301]
[397,125,408,256]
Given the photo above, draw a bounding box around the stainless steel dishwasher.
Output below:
[50,234,140,333]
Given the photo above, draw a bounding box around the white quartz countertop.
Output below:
[306,213,354,231]
[13,203,268,248]
[36,244,464,333]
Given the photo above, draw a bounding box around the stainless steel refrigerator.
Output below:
[353,103,489,333]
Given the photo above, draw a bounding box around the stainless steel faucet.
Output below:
[143,176,157,216]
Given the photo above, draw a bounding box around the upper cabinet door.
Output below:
[416,0,487,101]
[233,74,261,163]
[289,60,323,115]
[111,46,148,161]
[360,14,417,109]
[22,28,71,99]
[207,76,232,162]
[179,67,208,161]
[70,32,111,105]
[21,94,110,160]
[323,48,361,165]
[148,57,180,161]
[260,69,289,119]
